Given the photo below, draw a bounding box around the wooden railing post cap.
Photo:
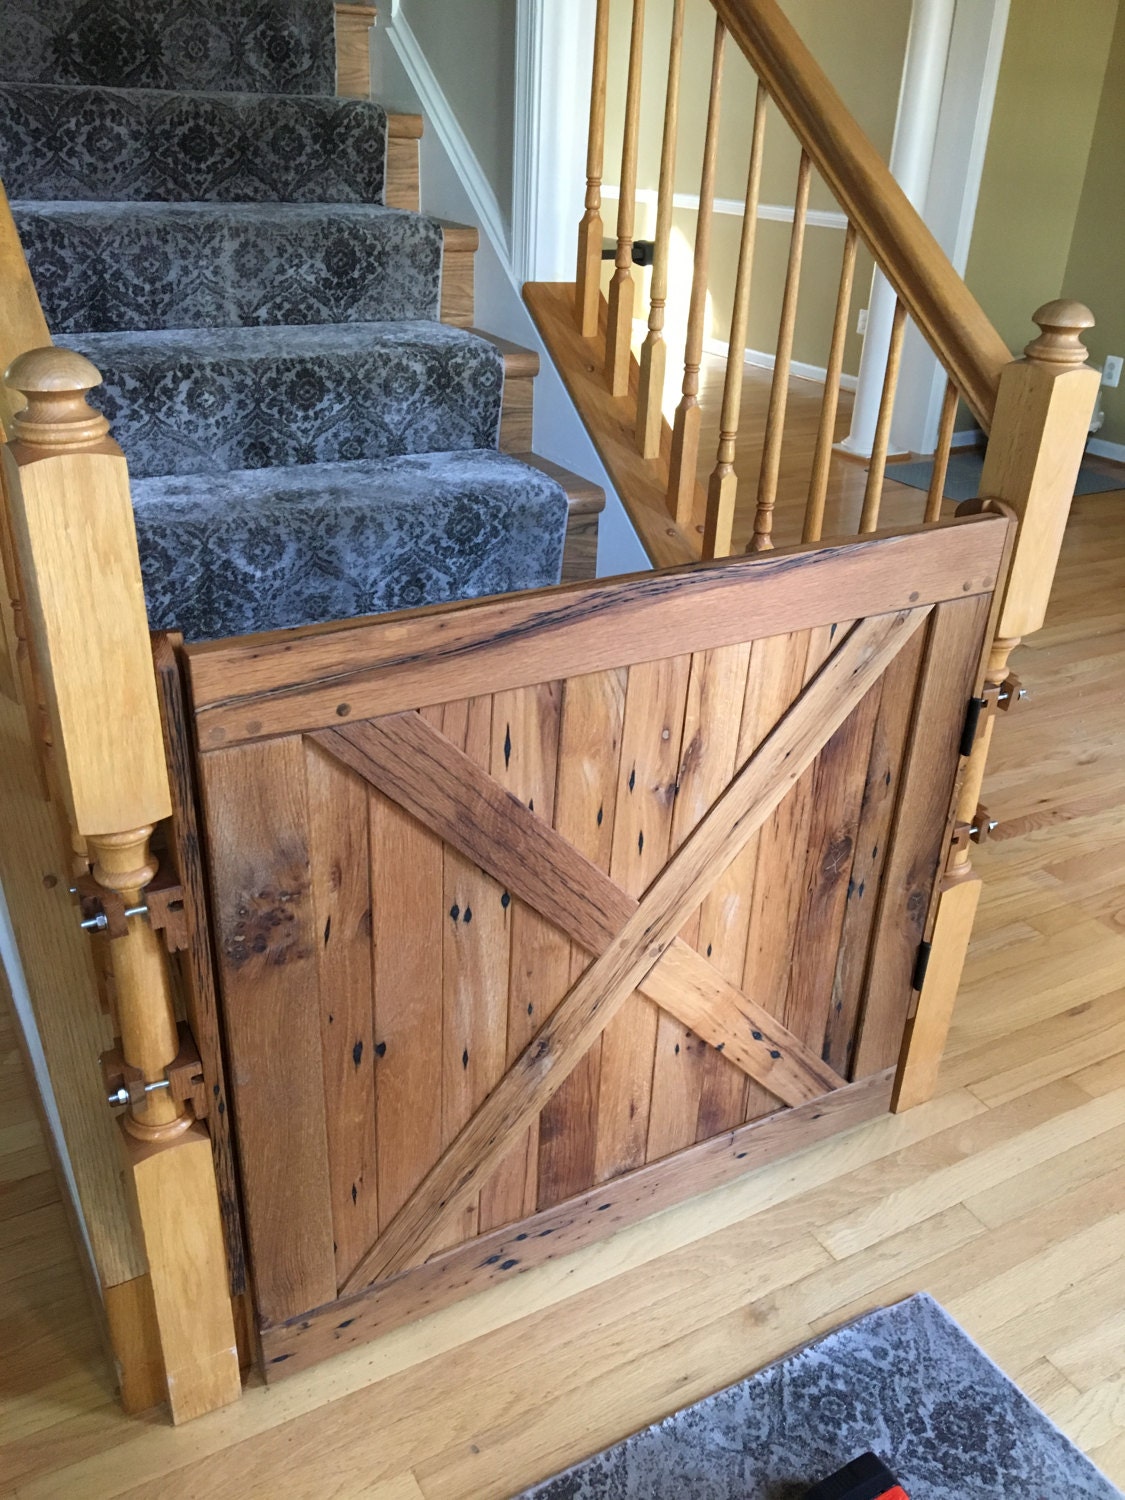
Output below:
[4,346,111,450]
[1025,300,1095,367]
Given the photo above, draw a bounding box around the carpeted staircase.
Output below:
[0,0,591,640]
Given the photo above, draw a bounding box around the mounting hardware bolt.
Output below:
[81,902,148,932]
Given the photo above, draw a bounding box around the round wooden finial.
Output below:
[1024,299,1096,367]
[4,345,111,449]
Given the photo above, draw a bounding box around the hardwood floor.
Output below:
[2,370,1124,1495]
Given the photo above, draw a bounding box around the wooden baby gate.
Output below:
[178,511,1009,1377]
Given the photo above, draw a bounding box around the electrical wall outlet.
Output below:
[857,307,869,336]
[1102,355,1123,388]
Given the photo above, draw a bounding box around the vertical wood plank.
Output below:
[646,643,752,1161]
[594,655,690,1182]
[823,628,925,1076]
[199,736,336,1324]
[851,594,992,1077]
[693,630,806,1137]
[305,740,378,1289]
[739,626,829,1123]
[437,696,509,1251]
[371,789,443,1232]
[478,684,567,1232]
[780,681,880,1055]
[537,669,626,1209]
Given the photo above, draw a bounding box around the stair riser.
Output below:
[0,0,336,95]
[69,337,506,478]
[15,204,443,332]
[0,85,388,204]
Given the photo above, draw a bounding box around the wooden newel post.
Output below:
[893,300,1100,1112]
[1,347,240,1423]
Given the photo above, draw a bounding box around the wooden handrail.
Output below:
[711,0,1010,430]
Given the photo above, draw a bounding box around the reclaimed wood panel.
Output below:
[305,740,377,1288]
[594,655,691,1183]
[198,736,336,1323]
[647,643,753,1162]
[370,791,443,1230]
[480,683,566,1232]
[852,594,993,1077]
[537,669,626,1209]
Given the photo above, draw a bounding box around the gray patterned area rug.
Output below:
[516,1295,1122,1499]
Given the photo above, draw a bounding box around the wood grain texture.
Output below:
[317,712,844,1111]
[334,3,376,98]
[852,595,993,1077]
[337,607,926,1289]
[479,684,564,1233]
[305,740,378,1287]
[151,634,246,1295]
[197,736,336,1323]
[187,513,1011,749]
[261,1070,894,1376]
[537,669,626,1208]
[440,226,477,329]
[595,655,690,1181]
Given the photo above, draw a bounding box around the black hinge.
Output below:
[601,238,657,267]
[960,695,986,758]
[912,939,933,992]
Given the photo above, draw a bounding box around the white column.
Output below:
[837,0,957,458]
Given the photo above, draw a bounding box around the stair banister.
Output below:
[710,0,1010,431]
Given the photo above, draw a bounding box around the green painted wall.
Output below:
[1063,0,1125,447]
[964,0,1118,362]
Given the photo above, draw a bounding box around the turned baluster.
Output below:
[667,16,726,526]
[2,347,240,1422]
[748,148,811,551]
[576,0,611,338]
[893,301,1100,1113]
[635,0,686,459]
[924,377,959,523]
[702,81,767,560]
[803,221,858,544]
[605,0,647,396]
[857,297,907,533]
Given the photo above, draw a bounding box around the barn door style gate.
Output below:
[183,511,1010,1377]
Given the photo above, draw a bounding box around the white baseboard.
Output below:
[701,335,858,391]
[384,11,512,271]
[1087,435,1125,464]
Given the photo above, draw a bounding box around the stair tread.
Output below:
[0,81,390,204]
[13,199,445,332]
[67,321,508,478]
[131,449,573,642]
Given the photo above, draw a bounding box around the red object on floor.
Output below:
[803,1452,909,1500]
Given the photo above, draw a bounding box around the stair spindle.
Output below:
[667,16,726,527]
[576,0,611,338]
[700,82,767,560]
[635,0,686,460]
[749,148,811,552]
[859,297,908,533]
[803,221,858,544]
[605,0,647,397]
[925,377,959,523]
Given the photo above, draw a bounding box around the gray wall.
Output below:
[399,0,518,229]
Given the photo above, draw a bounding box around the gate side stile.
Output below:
[2,349,241,1424]
[892,301,1100,1112]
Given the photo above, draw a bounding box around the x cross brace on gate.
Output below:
[314,607,931,1291]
